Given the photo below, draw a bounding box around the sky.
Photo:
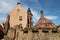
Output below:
[0,0,60,26]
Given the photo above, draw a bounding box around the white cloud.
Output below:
[30,9,40,25]
[0,16,6,23]
[45,16,58,20]
[0,0,18,23]
[31,9,40,20]
[0,0,58,25]
[30,9,58,25]
[0,0,17,14]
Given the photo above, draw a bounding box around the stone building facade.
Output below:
[8,2,27,29]
[3,2,60,40]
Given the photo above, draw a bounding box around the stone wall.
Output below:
[4,26,60,40]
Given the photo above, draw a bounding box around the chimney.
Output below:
[40,10,44,18]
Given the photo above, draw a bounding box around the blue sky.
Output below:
[0,0,60,26]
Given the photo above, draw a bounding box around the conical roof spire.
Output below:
[40,10,44,18]
[27,8,31,12]
[27,8,33,16]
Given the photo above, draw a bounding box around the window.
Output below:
[52,28,57,33]
[28,19,29,24]
[19,24,22,28]
[19,16,22,20]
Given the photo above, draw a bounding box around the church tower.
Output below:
[27,8,33,28]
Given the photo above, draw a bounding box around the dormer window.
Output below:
[19,16,22,20]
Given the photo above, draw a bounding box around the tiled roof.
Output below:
[35,10,56,28]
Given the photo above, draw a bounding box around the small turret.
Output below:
[27,8,33,16]
[40,10,44,18]
[27,8,33,28]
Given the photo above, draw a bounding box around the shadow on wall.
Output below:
[0,25,4,40]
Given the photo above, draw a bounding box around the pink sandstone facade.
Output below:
[8,3,27,29]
